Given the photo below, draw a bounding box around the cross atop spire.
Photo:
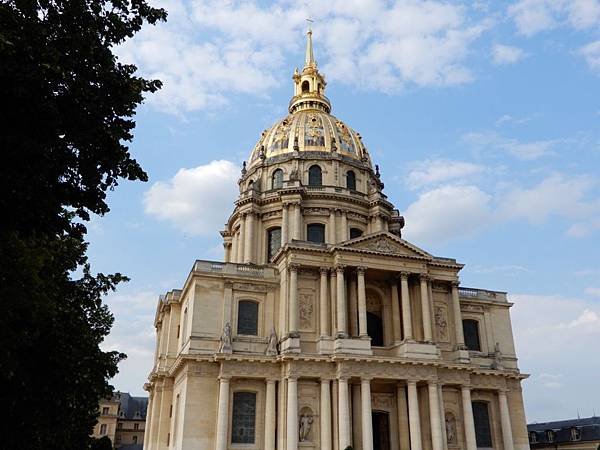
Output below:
[305,18,316,68]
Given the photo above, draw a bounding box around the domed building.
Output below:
[144,30,529,450]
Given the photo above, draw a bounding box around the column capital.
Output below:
[406,379,418,386]
[265,378,278,385]
[400,271,410,279]
[451,280,460,288]
[497,388,509,395]
[218,376,231,382]
[286,375,298,382]
[360,377,373,383]
[319,266,329,275]
[419,273,431,281]
[288,263,301,272]
[356,266,367,274]
[461,383,472,391]
[335,264,346,273]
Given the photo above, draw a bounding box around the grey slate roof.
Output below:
[528,417,600,445]
[117,392,148,420]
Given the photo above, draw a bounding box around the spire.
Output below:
[304,19,315,68]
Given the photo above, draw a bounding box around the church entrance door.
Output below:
[372,411,391,450]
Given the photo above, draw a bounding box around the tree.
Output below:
[0,0,166,448]
[90,436,114,450]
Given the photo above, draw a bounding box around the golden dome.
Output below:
[248,110,372,168]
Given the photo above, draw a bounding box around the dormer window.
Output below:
[530,431,537,443]
[571,427,581,441]
[546,430,555,443]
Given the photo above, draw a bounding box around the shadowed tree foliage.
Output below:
[0,0,166,449]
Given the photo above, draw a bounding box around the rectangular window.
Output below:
[267,228,282,261]
[100,424,107,435]
[472,401,492,447]
[102,407,109,415]
[307,223,326,243]
[237,301,259,335]
[463,319,481,351]
[134,423,139,430]
[232,392,256,444]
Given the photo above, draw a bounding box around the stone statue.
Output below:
[434,306,448,340]
[217,322,232,354]
[299,413,313,442]
[265,327,278,356]
[492,342,503,370]
[445,413,456,444]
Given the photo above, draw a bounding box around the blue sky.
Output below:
[89,0,600,423]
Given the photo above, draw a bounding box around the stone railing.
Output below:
[459,287,507,302]
[193,260,277,279]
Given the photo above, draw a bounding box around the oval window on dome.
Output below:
[304,114,325,147]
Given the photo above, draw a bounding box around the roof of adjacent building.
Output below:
[528,416,600,444]
[116,392,148,420]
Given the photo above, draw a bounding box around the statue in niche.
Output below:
[434,306,448,341]
[217,322,232,354]
[492,342,503,370]
[445,412,456,444]
[265,327,278,356]
[299,413,314,442]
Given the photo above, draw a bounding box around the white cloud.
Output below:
[143,160,239,235]
[462,131,558,160]
[403,185,492,245]
[585,287,600,296]
[495,113,537,126]
[579,40,600,73]
[117,0,492,114]
[102,291,159,394]
[406,159,485,189]
[492,44,526,65]
[508,0,600,36]
[510,293,600,421]
[498,174,599,224]
[567,217,600,237]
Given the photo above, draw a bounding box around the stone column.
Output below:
[461,386,477,450]
[352,384,361,450]
[328,208,337,243]
[265,379,277,450]
[499,390,515,450]
[281,203,289,244]
[340,210,348,241]
[321,379,332,450]
[420,275,433,342]
[289,265,299,336]
[320,267,330,337]
[215,377,230,450]
[292,203,302,240]
[244,211,255,263]
[451,281,465,349]
[407,381,422,450]
[428,381,444,450]
[237,215,245,263]
[231,233,238,263]
[400,272,413,341]
[278,379,286,450]
[357,267,368,337]
[338,377,351,450]
[336,265,347,337]
[287,377,298,450]
[438,384,448,450]
[330,270,337,338]
[224,242,231,263]
[361,379,374,450]
[279,268,288,335]
[391,277,401,344]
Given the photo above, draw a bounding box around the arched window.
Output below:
[272,169,283,189]
[472,401,492,447]
[350,228,363,239]
[463,319,481,351]
[231,392,256,444]
[307,223,326,243]
[308,165,322,186]
[267,227,281,261]
[367,312,384,346]
[346,170,356,190]
[237,301,258,335]
[247,179,254,190]
[301,80,310,93]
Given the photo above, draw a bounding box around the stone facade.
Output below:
[144,30,529,450]
[93,392,148,449]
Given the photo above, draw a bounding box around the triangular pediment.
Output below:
[336,232,432,259]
